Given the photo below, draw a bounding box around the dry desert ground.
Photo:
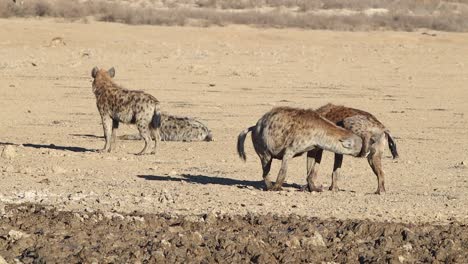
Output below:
[0,18,468,262]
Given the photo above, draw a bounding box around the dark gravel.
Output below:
[0,204,467,263]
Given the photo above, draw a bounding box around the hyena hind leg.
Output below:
[111,120,119,149]
[100,115,113,153]
[150,128,160,155]
[261,156,273,191]
[136,123,152,155]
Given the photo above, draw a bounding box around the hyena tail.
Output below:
[151,104,162,129]
[385,131,399,159]
[237,126,255,161]
[204,131,214,142]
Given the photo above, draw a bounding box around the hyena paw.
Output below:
[270,185,283,191]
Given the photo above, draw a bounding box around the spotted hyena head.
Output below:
[91,66,115,80]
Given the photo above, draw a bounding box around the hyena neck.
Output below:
[92,77,116,95]
[314,130,349,154]
[315,103,336,116]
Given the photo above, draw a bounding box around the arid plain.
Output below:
[0,17,468,261]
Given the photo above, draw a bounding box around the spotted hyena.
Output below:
[91,66,161,155]
[237,107,362,191]
[308,103,399,194]
[118,113,213,142]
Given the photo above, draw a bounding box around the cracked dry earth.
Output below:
[1,18,468,262]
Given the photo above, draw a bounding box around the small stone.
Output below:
[3,165,14,173]
[20,167,33,175]
[38,178,50,184]
[160,239,171,248]
[204,210,217,224]
[153,250,165,262]
[52,166,67,174]
[169,170,177,176]
[191,231,203,245]
[0,256,7,264]
[185,215,204,223]
[398,255,405,263]
[301,231,326,247]
[1,146,16,160]
[8,230,30,242]
[402,243,413,251]
[286,237,300,248]
[454,161,466,169]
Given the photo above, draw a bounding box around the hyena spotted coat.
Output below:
[310,103,399,194]
[91,67,161,155]
[237,107,362,191]
[118,113,213,142]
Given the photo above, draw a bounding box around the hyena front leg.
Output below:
[271,150,294,191]
[100,115,113,153]
[136,122,152,155]
[304,148,323,192]
[260,155,273,191]
[329,153,343,191]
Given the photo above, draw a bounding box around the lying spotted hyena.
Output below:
[237,107,362,191]
[118,113,213,142]
[308,103,399,194]
[91,66,161,155]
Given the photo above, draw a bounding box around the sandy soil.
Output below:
[0,18,467,229]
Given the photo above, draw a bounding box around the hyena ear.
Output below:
[91,67,99,78]
[339,138,353,149]
[108,67,115,78]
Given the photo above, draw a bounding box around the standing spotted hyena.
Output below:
[237,107,362,191]
[308,103,399,194]
[118,113,213,142]
[91,66,161,155]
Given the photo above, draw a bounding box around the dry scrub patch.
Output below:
[1,0,468,31]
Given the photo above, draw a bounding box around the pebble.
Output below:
[402,243,413,251]
[3,165,14,173]
[191,231,203,245]
[8,230,30,242]
[1,146,16,160]
[19,167,33,175]
[285,237,301,248]
[0,256,7,264]
[204,210,217,224]
[301,231,326,247]
[160,239,171,248]
[52,166,67,174]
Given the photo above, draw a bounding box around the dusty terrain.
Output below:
[0,18,468,261]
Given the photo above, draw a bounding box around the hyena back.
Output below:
[91,66,161,155]
[118,113,213,142]
[237,107,362,191]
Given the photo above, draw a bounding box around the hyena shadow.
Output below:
[23,143,94,152]
[0,142,94,153]
[137,174,302,190]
